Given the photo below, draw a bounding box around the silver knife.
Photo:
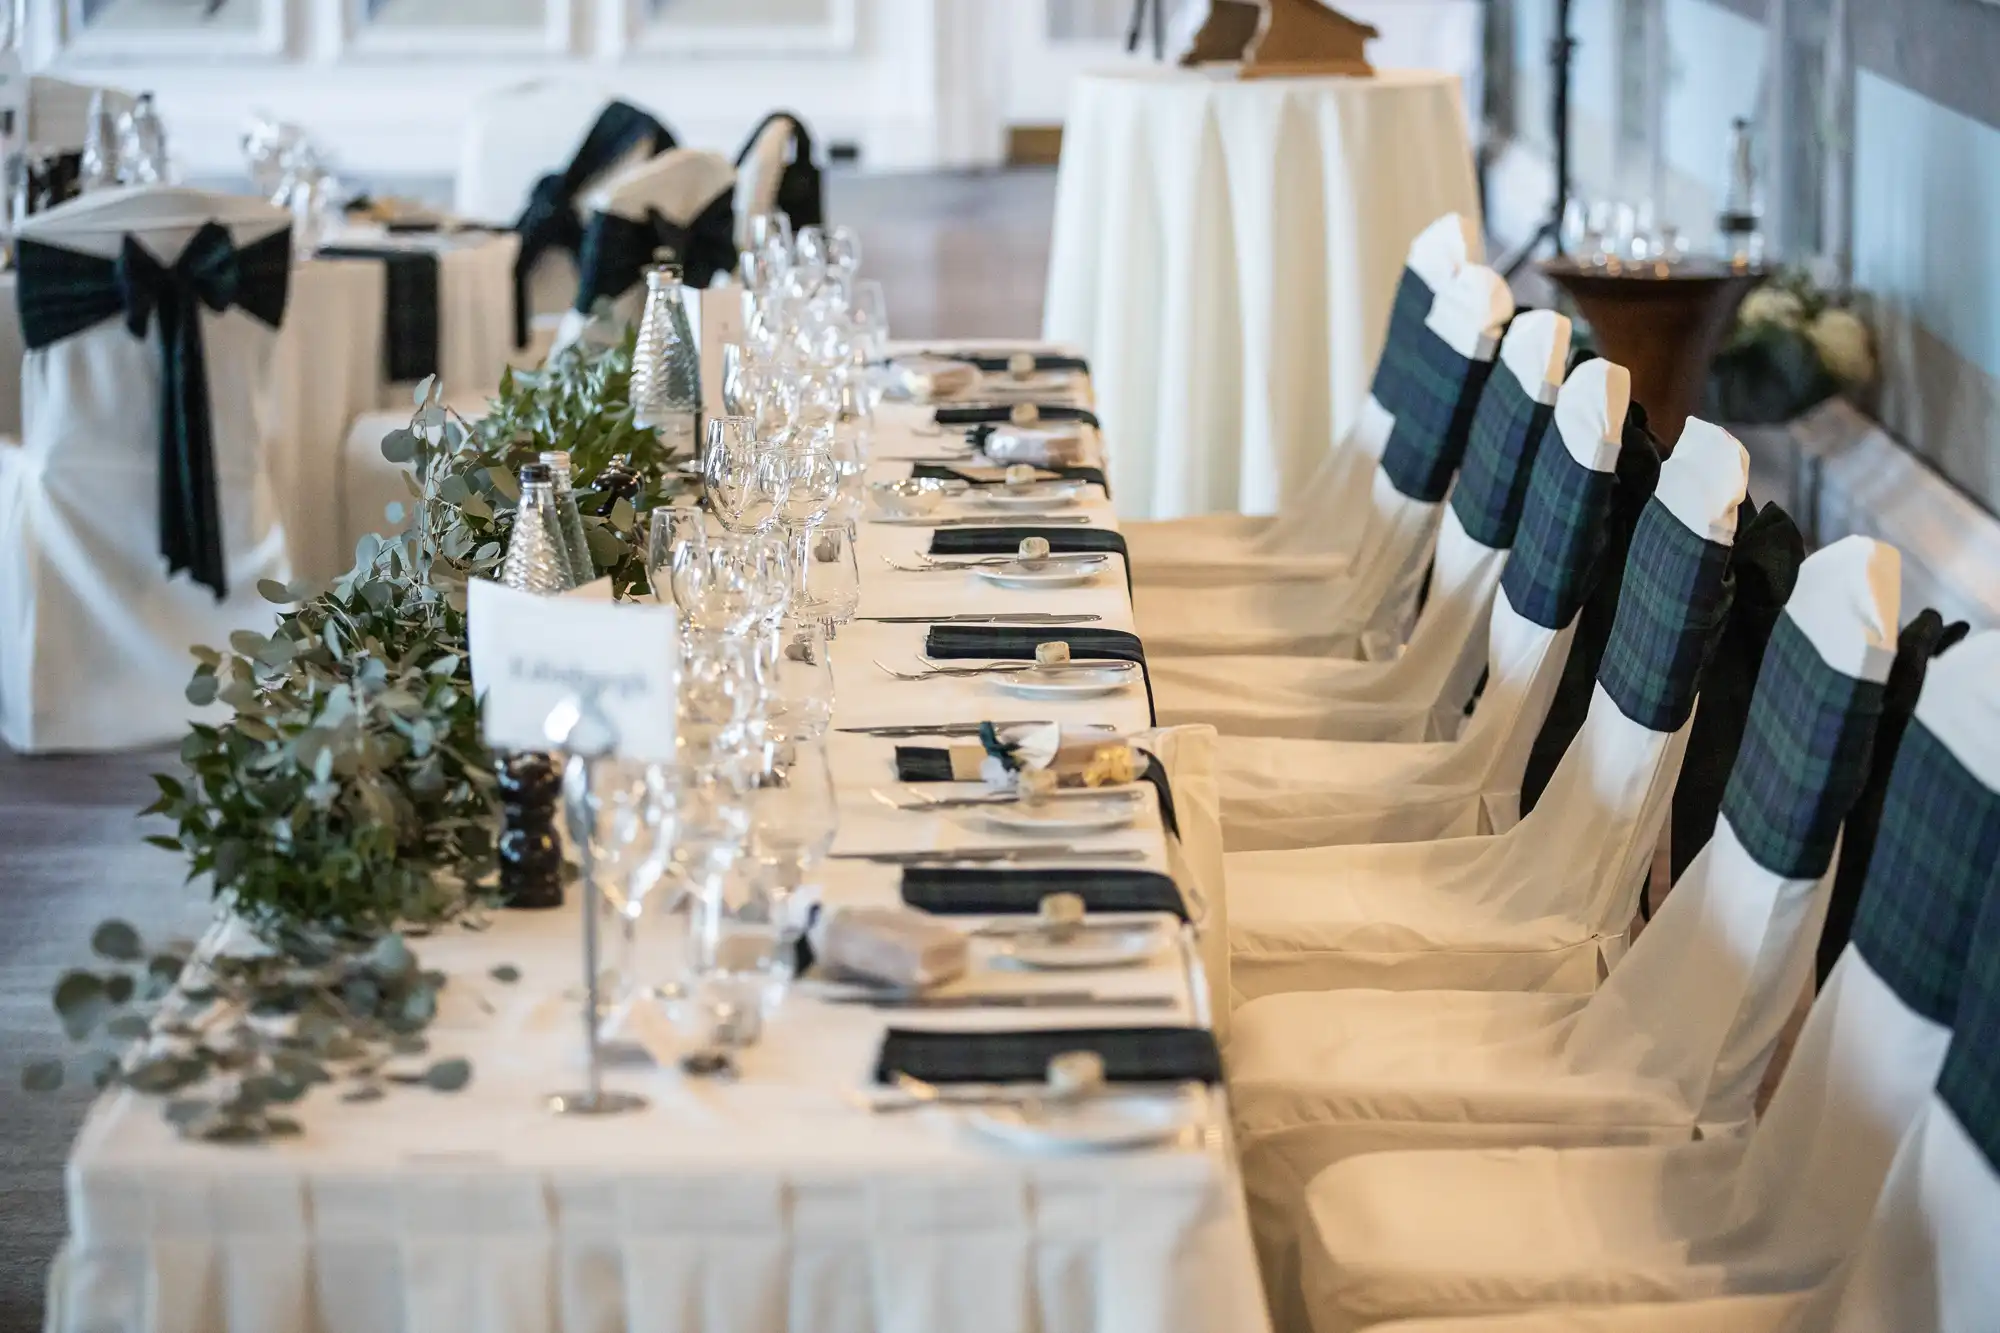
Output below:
[870,514,1096,528]
[831,845,1148,864]
[827,991,1176,1010]
[856,613,1102,625]
[835,719,1118,737]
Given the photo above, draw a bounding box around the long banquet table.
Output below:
[51,385,1271,1333]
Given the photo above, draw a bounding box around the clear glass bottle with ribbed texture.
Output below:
[79,91,120,193]
[630,259,702,457]
[501,463,573,594]
[539,449,595,587]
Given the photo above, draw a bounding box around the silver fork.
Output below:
[873,659,1035,681]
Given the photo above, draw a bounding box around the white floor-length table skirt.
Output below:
[1043,68,1479,520]
[49,395,1269,1333]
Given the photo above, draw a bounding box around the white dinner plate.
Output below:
[975,791,1142,837]
[974,557,1106,590]
[992,661,1137,699]
[989,921,1169,970]
[974,482,1086,511]
[964,1090,1199,1154]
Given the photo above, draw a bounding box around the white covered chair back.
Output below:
[454,81,655,225]
[0,186,293,751]
[1140,725,1230,1041]
[551,149,736,358]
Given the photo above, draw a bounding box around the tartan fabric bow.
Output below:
[571,188,738,315]
[17,222,293,599]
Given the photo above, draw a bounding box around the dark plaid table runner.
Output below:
[317,245,442,384]
[901,867,1188,920]
[923,625,1154,724]
[876,1026,1221,1085]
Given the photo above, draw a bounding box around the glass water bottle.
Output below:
[1719,117,1764,266]
[501,463,573,594]
[539,449,595,587]
[630,259,703,457]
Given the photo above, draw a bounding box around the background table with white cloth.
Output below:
[0,229,517,582]
[1042,68,1479,520]
[49,398,1270,1333]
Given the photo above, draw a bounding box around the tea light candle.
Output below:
[1034,639,1070,665]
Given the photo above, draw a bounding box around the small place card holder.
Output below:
[468,578,679,1117]
[698,286,744,425]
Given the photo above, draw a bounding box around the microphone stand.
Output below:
[1499,0,1576,277]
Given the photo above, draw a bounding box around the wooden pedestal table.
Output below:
[1541,258,1765,451]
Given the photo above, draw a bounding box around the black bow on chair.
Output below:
[16,222,293,600]
[733,111,824,231]
[571,190,738,314]
[511,101,676,347]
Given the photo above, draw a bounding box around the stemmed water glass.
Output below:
[760,619,834,746]
[704,416,788,534]
[826,225,862,283]
[571,758,675,1032]
[646,506,707,607]
[847,280,890,363]
[803,521,863,634]
[745,735,840,999]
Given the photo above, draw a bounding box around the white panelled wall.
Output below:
[20,0,1146,181]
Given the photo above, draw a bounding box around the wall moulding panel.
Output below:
[28,0,978,177]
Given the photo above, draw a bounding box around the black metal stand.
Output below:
[1125,0,1166,59]
[1499,0,1576,277]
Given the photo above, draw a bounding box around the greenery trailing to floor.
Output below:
[28,334,686,1139]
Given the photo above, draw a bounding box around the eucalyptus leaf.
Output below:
[380,428,418,465]
[92,920,143,962]
[489,964,520,984]
[53,972,109,1041]
[424,1058,472,1093]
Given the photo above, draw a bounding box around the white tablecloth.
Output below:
[1043,68,1479,520]
[0,229,519,582]
[51,399,1269,1333]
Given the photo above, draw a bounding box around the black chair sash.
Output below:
[572,189,737,314]
[17,223,293,599]
[511,100,676,347]
[315,246,440,383]
[733,111,824,232]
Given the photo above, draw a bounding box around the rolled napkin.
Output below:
[977,423,1090,468]
[313,246,442,383]
[815,907,969,989]
[924,625,1153,723]
[890,355,982,402]
[875,1025,1222,1085]
[935,403,1101,429]
[901,866,1188,920]
[928,527,1132,595]
[910,461,1110,494]
[893,745,1181,841]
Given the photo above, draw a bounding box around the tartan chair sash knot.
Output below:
[1450,365,1557,549]
[1596,495,1737,733]
[1850,719,2000,1028]
[572,190,736,314]
[1720,613,1889,880]
[16,222,293,600]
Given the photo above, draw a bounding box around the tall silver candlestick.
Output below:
[544,692,649,1117]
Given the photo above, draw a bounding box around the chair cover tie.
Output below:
[571,190,737,314]
[17,222,293,599]
[511,100,676,346]
[733,110,824,230]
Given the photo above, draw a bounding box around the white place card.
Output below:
[698,285,745,423]
[467,579,679,760]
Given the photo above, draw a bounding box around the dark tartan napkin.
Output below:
[315,246,442,384]
[922,626,1153,724]
[961,352,1091,373]
[910,461,1111,495]
[900,867,1188,920]
[934,404,1101,429]
[892,748,1180,840]
[928,527,1131,596]
[875,1026,1222,1086]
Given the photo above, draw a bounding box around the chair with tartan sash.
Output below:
[1200,359,1631,852]
[1124,212,1481,585]
[0,187,295,752]
[1132,262,1513,661]
[1220,534,1900,1333]
[1285,630,2000,1333]
[731,112,823,248]
[1219,417,1750,1004]
[1152,309,1568,739]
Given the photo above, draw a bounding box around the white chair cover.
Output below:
[1153,310,1569,738]
[453,81,655,225]
[1126,213,1481,584]
[1140,724,1230,1041]
[1132,264,1514,660]
[1223,536,1900,1332]
[0,187,292,752]
[1203,361,1631,850]
[1293,631,2000,1333]
[549,149,737,356]
[1225,420,1750,1001]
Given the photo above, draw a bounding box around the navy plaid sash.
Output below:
[17,223,293,599]
[1719,614,1888,879]
[315,246,440,383]
[876,1026,1222,1085]
[1596,496,1736,732]
[1499,437,1618,631]
[1449,367,1556,549]
[924,625,1153,724]
[1378,267,1435,379]
[573,188,737,313]
[1850,719,2000,1026]
[732,111,824,230]
[511,100,676,346]
[900,867,1188,920]
[1937,889,2000,1172]
[927,526,1130,595]
[1375,319,1498,503]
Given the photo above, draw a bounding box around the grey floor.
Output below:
[0,167,1058,1333]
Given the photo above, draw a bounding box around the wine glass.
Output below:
[575,758,675,1031]
[827,224,863,281]
[646,505,707,606]
[762,619,835,744]
[745,735,840,1001]
[848,280,890,363]
[804,521,863,635]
